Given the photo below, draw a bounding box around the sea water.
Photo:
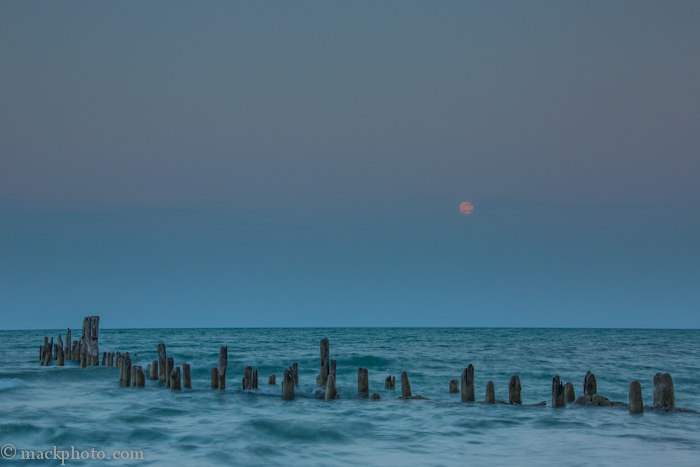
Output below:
[1,328,699,466]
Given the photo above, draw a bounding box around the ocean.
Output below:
[1,328,699,466]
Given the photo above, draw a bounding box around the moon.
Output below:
[459,201,474,215]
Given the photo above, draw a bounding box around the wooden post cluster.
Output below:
[385,375,395,389]
[243,366,258,389]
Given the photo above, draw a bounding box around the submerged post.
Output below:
[552,375,565,408]
[629,381,643,414]
[401,372,412,399]
[158,343,167,383]
[509,375,522,405]
[358,368,369,397]
[653,373,674,409]
[218,346,228,390]
[485,381,495,404]
[449,380,459,393]
[282,369,295,400]
[461,364,475,402]
[268,375,276,385]
[150,360,158,380]
[564,382,576,403]
[325,374,338,401]
[183,363,191,389]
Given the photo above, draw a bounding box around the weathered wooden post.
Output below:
[40,345,44,364]
[401,372,412,399]
[65,329,71,360]
[122,357,132,387]
[552,375,565,408]
[584,371,597,396]
[509,375,522,405]
[485,381,495,404]
[166,358,174,388]
[137,366,146,387]
[57,335,63,360]
[291,363,299,386]
[107,352,114,367]
[81,316,100,366]
[449,380,459,393]
[318,338,330,387]
[183,364,191,389]
[170,367,181,390]
[564,382,575,403]
[157,343,167,383]
[57,346,65,366]
[653,373,674,409]
[72,341,79,362]
[385,375,395,389]
[629,381,643,414]
[243,366,255,389]
[218,346,227,390]
[53,338,58,360]
[461,364,475,402]
[325,374,337,401]
[132,365,139,387]
[150,360,158,380]
[102,352,107,366]
[282,369,295,400]
[47,337,54,365]
[268,375,276,385]
[330,359,336,379]
[211,368,219,388]
[358,367,369,397]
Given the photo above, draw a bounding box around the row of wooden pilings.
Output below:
[40,325,681,413]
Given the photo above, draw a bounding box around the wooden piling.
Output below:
[282,369,295,400]
[509,375,522,405]
[584,371,597,396]
[218,346,227,390]
[269,374,276,385]
[183,363,191,389]
[170,367,181,390]
[461,364,475,402]
[40,345,44,364]
[552,375,565,408]
[150,360,158,380]
[449,379,459,393]
[65,329,71,360]
[485,381,495,404]
[57,346,65,366]
[330,359,336,379]
[358,367,369,397]
[122,357,131,387]
[57,335,63,360]
[564,382,575,403]
[318,338,329,387]
[102,352,107,366]
[629,381,643,413]
[166,358,174,388]
[292,362,299,386]
[401,372,411,399]
[325,374,337,401]
[653,373,674,409]
[157,343,167,383]
[81,316,100,366]
[211,368,219,389]
[243,366,255,389]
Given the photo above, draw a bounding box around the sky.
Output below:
[1,1,699,329]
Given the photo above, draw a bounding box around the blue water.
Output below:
[1,328,699,466]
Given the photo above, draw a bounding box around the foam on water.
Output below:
[1,328,699,466]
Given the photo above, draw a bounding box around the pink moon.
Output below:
[459,201,474,215]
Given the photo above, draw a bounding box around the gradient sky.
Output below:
[1,1,699,329]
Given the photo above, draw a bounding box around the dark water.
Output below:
[1,328,699,466]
